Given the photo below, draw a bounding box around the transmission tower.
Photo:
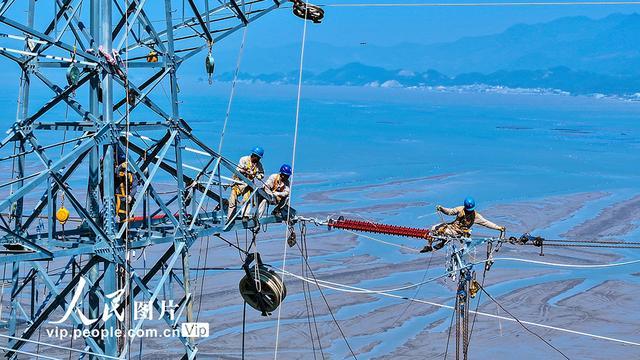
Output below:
[0,0,293,358]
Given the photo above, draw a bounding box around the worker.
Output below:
[114,150,137,223]
[227,146,265,221]
[257,164,292,220]
[421,197,505,253]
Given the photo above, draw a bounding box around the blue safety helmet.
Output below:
[116,149,127,164]
[251,146,264,158]
[464,197,476,211]
[280,164,292,176]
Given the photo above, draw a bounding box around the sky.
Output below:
[0,1,638,86]
[241,1,640,47]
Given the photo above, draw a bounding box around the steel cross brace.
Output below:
[6,257,106,359]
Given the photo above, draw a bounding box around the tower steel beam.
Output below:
[0,0,290,358]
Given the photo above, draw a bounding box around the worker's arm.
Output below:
[256,162,265,180]
[236,157,249,175]
[474,212,503,231]
[272,183,290,199]
[437,205,459,216]
[263,174,276,193]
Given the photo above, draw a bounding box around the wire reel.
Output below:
[239,253,287,316]
[291,0,324,23]
[66,65,80,86]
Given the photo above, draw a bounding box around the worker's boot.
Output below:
[420,245,433,253]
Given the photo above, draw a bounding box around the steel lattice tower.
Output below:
[0,0,290,358]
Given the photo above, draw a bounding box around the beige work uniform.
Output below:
[227,155,264,219]
[257,173,291,218]
[432,206,501,238]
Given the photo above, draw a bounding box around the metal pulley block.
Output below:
[127,88,137,106]
[205,53,215,84]
[239,253,287,316]
[291,0,324,23]
[66,64,81,86]
[287,226,297,247]
[469,271,479,298]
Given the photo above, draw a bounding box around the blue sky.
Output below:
[242,1,639,46]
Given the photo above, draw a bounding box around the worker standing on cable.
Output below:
[114,149,137,223]
[228,146,265,221]
[256,164,292,220]
[421,197,505,252]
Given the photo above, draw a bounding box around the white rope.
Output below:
[0,46,97,66]
[492,257,640,268]
[274,6,309,359]
[0,334,120,360]
[320,1,640,7]
[341,228,421,252]
[0,344,63,360]
[284,270,640,347]
[189,23,249,230]
[282,268,451,293]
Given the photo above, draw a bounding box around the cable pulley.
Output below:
[66,46,80,86]
[291,0,325,23]
[239,253,287,316]
[205,51,215,84]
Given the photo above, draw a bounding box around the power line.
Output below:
[477,283,571,359]
[296,232,359,359]
[284,269,640,347]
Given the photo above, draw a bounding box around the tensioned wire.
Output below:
[282,268,640,347]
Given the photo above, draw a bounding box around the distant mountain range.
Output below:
[211,13,640,76]
[216,62,640,96]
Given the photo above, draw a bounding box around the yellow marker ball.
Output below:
[56,207,70,225]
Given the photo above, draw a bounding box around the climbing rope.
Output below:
[274,1,310,357]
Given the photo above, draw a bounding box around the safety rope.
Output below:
[274,1,310,358]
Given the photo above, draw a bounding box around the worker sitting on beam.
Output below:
[228,146,265,222]
[421,197,505,253]
[257,164,292,220]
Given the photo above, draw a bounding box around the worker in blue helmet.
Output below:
[228,146,265,221]
[420,197,505,253]
[257,164,292,219]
